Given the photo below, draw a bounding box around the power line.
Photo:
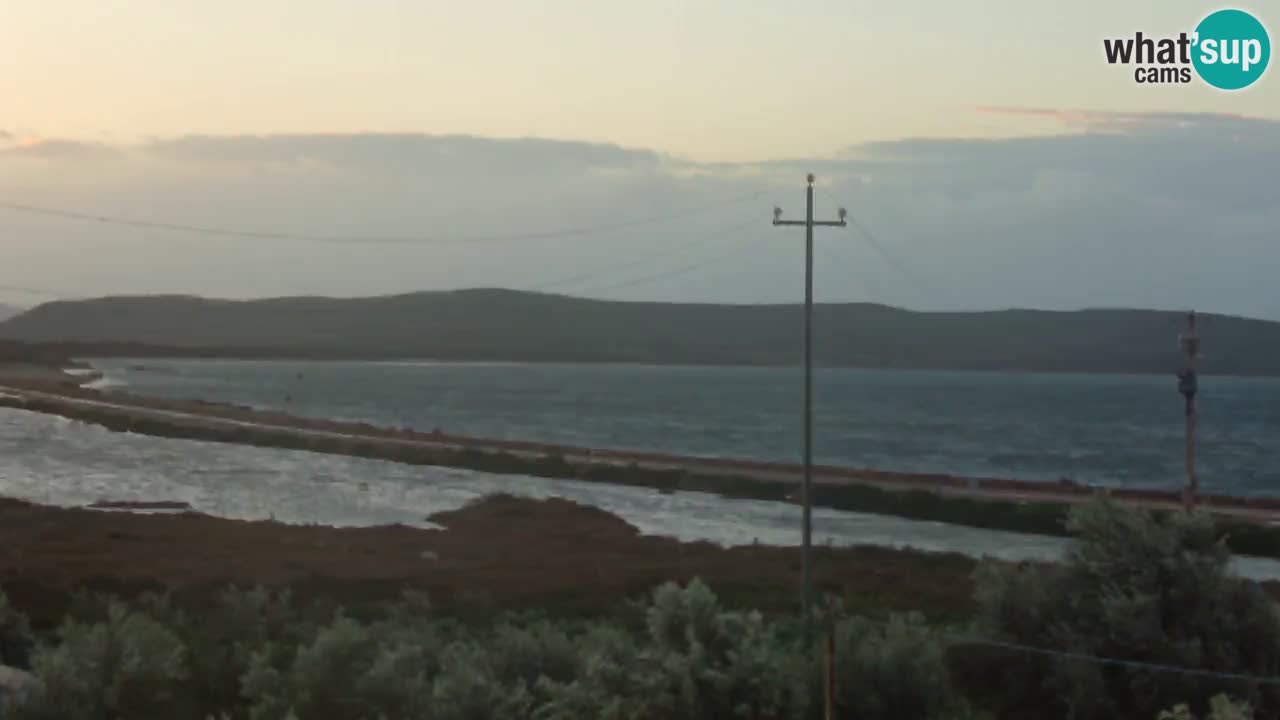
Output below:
[816,240,872,301]
[0,190,765,246]
[524,215,757,293]
[821,188,942,306]
[0,217,759,303]
[846,215,938,303]
[824,609,1280,687]
[949,635,1280,686]
[573,220,760,295]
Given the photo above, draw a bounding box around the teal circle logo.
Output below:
[1192,9,1270,90]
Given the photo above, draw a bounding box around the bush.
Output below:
[631,578,811,720]
[5,563,1270,720]
[429,642,535,720]
[9,601,186,720]
[0,588,33,668]
[242,614,438,720]
[404,619,583,720]
[125,585,332,719]
[963,499,1280,720]
[533,625,647,720]
[1159,694,1254,720]
[831,612,960,720]
[432,579,814,720]
[430,579,813,720]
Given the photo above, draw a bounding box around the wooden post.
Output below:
[824,627,836,720]
[772,175,847,643]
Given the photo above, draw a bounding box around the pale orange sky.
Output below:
[1,1,1278,317]
[2,0,1275,161]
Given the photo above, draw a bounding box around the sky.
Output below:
[1,1,1278,317]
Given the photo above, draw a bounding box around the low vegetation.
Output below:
[954,500,1280,720]
[0,498,1277,719]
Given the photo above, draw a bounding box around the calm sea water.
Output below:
[88,359,1280,496]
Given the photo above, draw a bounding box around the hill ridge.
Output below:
[1,289,1276,375]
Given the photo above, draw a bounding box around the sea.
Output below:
[88,359,1280,496]
[0,359,1277,576]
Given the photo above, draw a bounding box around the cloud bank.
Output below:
[1,111,1277,319]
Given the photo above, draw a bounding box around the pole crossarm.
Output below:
[774,220,846,227]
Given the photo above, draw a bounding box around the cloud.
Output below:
[969,106,1271,134]
[141,133,665,179]
[0,137,114,158]
[0,115,1278,318]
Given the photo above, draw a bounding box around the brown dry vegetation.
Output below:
[0,494,979,629]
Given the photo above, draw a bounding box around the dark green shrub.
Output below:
[1160,694,1255,719]
[633,579,812,720]
[242,614,438,720]
[142,586,308,719]
[0,588,33,668]
[831,612,959,720]
[963,499,1280,720]
[9,601,186,720]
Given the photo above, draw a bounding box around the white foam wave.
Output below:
[77,360,127,390]
[0,406,1276,580]
[83,376,126,390]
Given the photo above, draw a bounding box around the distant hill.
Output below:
[0,304,23,323]
[0,289,1276,375]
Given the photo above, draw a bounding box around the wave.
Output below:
[63,358,1280,496]
[79,360,127,390]
[61,368,99,377]
[1,405,1278,579]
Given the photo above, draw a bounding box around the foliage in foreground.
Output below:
[959,499,1280,720]
[0,589,32,668]
[0,579,971,720]
[1158,694,1254,720]
[3,498,1280,720]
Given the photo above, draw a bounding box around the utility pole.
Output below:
[824,627,837,720]
[772,174,846,640]
[1178,311,1200,510]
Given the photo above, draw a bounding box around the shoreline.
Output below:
[5,364,1280,560]
[9,364,1280,514]
[74,351,1280,379]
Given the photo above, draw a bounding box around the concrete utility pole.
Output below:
[1178,311,1200,510]
[772,174,846,637]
